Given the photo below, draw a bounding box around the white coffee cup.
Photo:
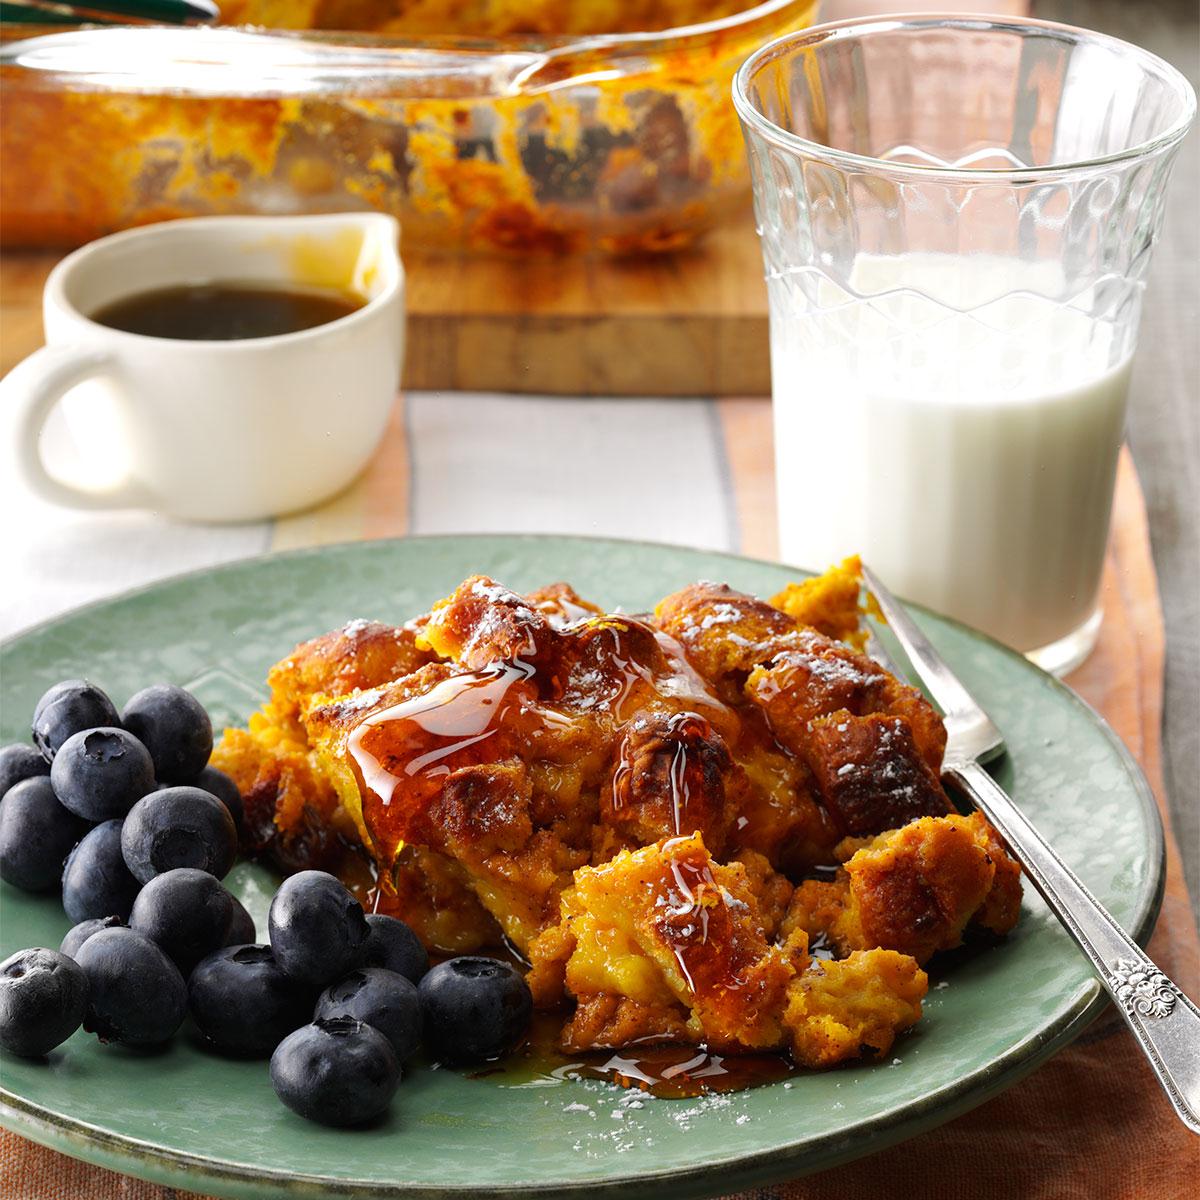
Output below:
[1,213,405,522]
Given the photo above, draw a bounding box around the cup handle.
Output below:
[1,344,148,511]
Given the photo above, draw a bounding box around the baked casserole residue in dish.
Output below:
[0,2,817,252]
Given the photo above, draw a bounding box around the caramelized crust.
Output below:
[267,619,434,734]
[801,713,951,837]
[433,761,534,856]
[421,576,562,673]
[524,582,604,627]
[745,630,946,772]
[654,582,796,696]
[784,950,927,1069]
[783,812,1021,964]
[744,632,950,836]
[604,710,737,857]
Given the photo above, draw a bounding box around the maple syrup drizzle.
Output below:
[609,709,714,838]
[346,613,736,864]
[668,742,691,835]
[347,659,538,852]
[656,838,751,997]
[534,596,597,628]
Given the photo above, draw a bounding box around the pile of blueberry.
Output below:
[0,679,533,1127]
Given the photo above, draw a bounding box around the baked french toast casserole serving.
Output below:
[213,558,1021,1075]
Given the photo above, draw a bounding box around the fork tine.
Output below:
[860,564,990,724]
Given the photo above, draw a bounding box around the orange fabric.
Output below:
[2,424,1196,1199]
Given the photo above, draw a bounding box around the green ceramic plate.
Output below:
[0,535,1163,1200]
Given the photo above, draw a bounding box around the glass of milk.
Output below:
[734,16,1195,674]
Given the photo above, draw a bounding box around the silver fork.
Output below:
[861,564,1200,1134]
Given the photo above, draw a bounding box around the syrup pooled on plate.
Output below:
[483,1013,799,1100]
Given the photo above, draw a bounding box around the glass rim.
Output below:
[732,12,1197,181]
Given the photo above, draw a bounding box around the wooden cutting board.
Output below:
[0,217,771,397]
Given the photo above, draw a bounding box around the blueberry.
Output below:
[129,868,234,974]
[224,895,256,946]
[32,680,120,762]
[268,871,369,988]
[50,728,155,823]
[121,787,237,884]
[0,777,90,892]
[60,916,125,959]
[121,685,212,783]
[270,1018,399,1126]
[62,820,141,924]
[363,913,429,984]
[76,928,186,1045]
[315,967,422,1064]
[418,957,532,1064]
[0,948,88,1057]
[192,766,243,836]
[189,944,311,1056]
[0,744,50,797]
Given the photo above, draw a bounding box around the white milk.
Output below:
[771,254,1132,654]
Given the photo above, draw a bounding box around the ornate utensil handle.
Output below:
[948,759,1200,1133]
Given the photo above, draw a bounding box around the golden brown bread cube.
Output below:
[800,712,951,837]
[744,630,947,772]
[654,582,796,695]
[421,760,590,953]
[559,834,805,1053]
[212,617,435,864]
[267,619,434,734]
[744,632,951,837]
[770,555,869,650]
[783,812,1022,964]
[420,575,562,673]
[784,950,927,1069]
[524,582,604,626]
[603,710,738,857]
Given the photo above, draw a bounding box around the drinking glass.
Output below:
[734,16,1195,674]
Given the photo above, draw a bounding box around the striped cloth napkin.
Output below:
[0,393,750,638]
[1,394,1196,1198]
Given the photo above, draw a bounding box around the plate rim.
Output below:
[0,532,1167,1199]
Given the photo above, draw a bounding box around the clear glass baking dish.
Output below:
[0,1,818,254]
